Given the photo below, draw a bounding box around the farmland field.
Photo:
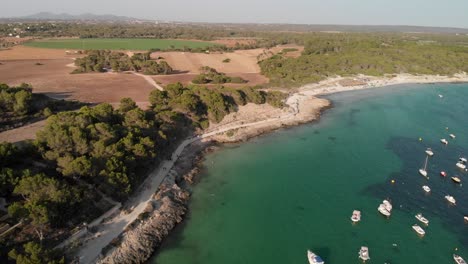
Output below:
[23,38,218,50]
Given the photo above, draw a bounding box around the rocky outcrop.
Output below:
[97,184,189,264]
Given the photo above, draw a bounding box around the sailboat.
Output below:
[419,155,429,178]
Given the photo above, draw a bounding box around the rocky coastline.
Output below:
[93,73,468,263]
[94,98,332,264]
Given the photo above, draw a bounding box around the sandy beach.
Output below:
[59,72,468,263]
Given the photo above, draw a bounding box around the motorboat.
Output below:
[422,185,431,193]
[419,155,429,178]
[412,224,425,236]
[452,177,462,184]
[445,195,456,205]
[441,139,449,145]
[454,254,467,264]
[415,213,429,225]
[441,171,447,177]
[307,250,325,264]
[378,204,391,217]
[425,148,434,157]
[450,134,456,139]
[358,246,370,262]
[456,162,466,170]
[460,157,468,163]
[351,210,361,223]
[464,216,468,222]
[383,200,392,211]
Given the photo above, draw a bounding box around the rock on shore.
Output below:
[97,184,189,264]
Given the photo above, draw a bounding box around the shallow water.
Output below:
[152,83,468,264]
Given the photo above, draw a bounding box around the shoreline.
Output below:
[74,73,468,263]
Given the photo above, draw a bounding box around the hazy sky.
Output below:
[3,0,468,28]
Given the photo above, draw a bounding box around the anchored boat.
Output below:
[383,200,392,211]
[415,213,429,225]
[450,134,456,139]
[425,148,434,156]
[441,138,449,145]
[452,177,462,184]
[378,204,391,217]
[454,254,467,264]
[419,155,429,178]
[378,200,392,217]
[307,250,325,264]
[351,210,361,223]
[441,171,447,177]
[456,162,466,170]
[445,195,456,205]
[422,185,431,193]
[412,224,425,236]
[358,246,370,262]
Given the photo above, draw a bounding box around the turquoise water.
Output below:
[153,83,468,264]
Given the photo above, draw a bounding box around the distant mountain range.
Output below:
[2,12,468,34]
[8,12,149,22]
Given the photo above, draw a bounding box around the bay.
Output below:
[153,83,468,264]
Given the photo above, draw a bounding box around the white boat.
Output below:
[378,204,391,217]
[439,94,444,98]
[450,134,456,139]
[307,250,325,264]
[383,200,392,211]
[441,138,449,145]
[351,210,361,223]
[415,213,429,225]
[460,157,467,163]
[445,195,456,205]
[456,162,466,170]
[419,155,429,178]
[425,148,434,156]
[422,185,431,193]
[412,224,425,236]
[454,254,467,264]
[452,177,462,184]
[358,246,370,262]
[464,216,468,222]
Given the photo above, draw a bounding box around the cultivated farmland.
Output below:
[24,38,219,50]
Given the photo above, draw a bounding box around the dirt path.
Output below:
[131,72,164,91]
[0,120,46,143]
[74,100,304,263]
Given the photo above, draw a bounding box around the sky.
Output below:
[2,0,468,28]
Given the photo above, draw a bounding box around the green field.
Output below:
[23,38,218,50]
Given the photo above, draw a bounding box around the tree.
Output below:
[149,89,169,111]
[0,168,18,197]
[12,174,73,239]
[8,242,64,264]
[0,142,19,167]
[158,60,173,74]
[60,156,92,178]
[119,97,137,113]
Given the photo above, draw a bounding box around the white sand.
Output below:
[298,73,468,96]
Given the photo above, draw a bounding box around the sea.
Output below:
[151,83,468,264]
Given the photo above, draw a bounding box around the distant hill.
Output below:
[2,13,468,34]
[10,12,148,22]
[206,23,468,34]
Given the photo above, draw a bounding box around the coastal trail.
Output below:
[73,72,468,262]
[74,99,302,263]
